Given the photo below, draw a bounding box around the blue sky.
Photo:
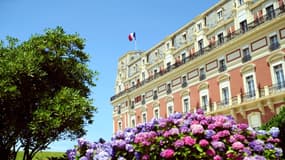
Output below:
[0,0,219,151]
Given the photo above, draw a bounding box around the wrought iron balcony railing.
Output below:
[110,7,285,102]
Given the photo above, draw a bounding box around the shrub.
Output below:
[66,110,283,160]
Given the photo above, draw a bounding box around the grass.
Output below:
[16,151,65,160]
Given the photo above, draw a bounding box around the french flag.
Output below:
[128,32,136,42]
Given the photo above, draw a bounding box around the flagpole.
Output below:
[134,39,137,51]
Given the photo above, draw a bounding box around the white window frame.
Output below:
[238,0,244,6]
[270,60,285,85]
[242,71,258,99]
[199,89,209,111]
[142,112,147,123]
[153,107,160,119]
[166,101,174,117]
[130,116,136,128]
[217,8,223,21]
[219,80,231,106]
[182,95,190,113]
[118,120,122,131]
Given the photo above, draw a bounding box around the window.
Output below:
[118,85,121,92]
[142,72,145,81]
[131,101,135,109]
[118,121,122,131]
[274,64,285,89]
[181,53,186,63]
[198,39,204,53]
[217,10,223,21]
[197,23,202,31]
[201,95,208,111]
[238,0,244,5]
[269,35,280,51]
[154,69,158,76]
[132,81,135,87]
[266,5,275,20]
[242,48,251,63]
[167,83,172,94]
[182,76,187,87]
[117,105,121,114]
[142,112,147,123]
[217,33,224,45]
[219,59,227,72]
[219,80,231,107]
[153,90,158,100]
[167,101,174,117]
[240,20,248,33]
[246,75,256,98]
[199,67,206,81]
[183,98,190,113]
[166,43,170,49]
[221,87,230,105]
[167,62,171,71]
[131,117,136,128]
[154,108,159,119]
[200,87,209,112]
[142,95,145,104]
[182,33,187,41]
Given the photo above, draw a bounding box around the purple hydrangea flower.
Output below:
[205,129,216,139]
[269,127,280,138]
[249,140,264,152]
[66,149,76,160]
[211,141,225,151]
[174,139,184,148]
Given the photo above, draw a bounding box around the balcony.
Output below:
[242,55,251,63]
[242,90,256,101]
[153,94,158,100]
[269,42,280,51]
[270,82,285,92]
[199,74,206,81]
[166,88,172,94]
[141,99,145,105]
[110,7,285,102]
[182,81,188,88]
[218,65,227,72]
[209,83,285,115]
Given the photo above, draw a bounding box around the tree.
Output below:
[261,106,285,159]
[0,27,98,160]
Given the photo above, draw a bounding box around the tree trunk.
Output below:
[0,147,16,160]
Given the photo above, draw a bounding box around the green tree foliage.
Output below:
[261,106,285,158]
[0,27,98,160]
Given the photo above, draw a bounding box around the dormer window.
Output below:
[166,43,170,49]
[217,9,223,21]
[197,23,202,31]
[182,33,187,41]
[238,0,244,6]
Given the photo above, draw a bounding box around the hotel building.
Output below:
[111,0,285,133]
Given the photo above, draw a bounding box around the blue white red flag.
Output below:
[128,32,136,41]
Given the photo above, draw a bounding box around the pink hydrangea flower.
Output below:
[160,149,174,159]
[183,136,196,146]
[191,124,204,134]
[206,148,216,156]
[232,141,244,150]
[199,139,209,147]
[214,155,222,160]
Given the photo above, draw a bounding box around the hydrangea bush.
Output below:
[66,110,283,160]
